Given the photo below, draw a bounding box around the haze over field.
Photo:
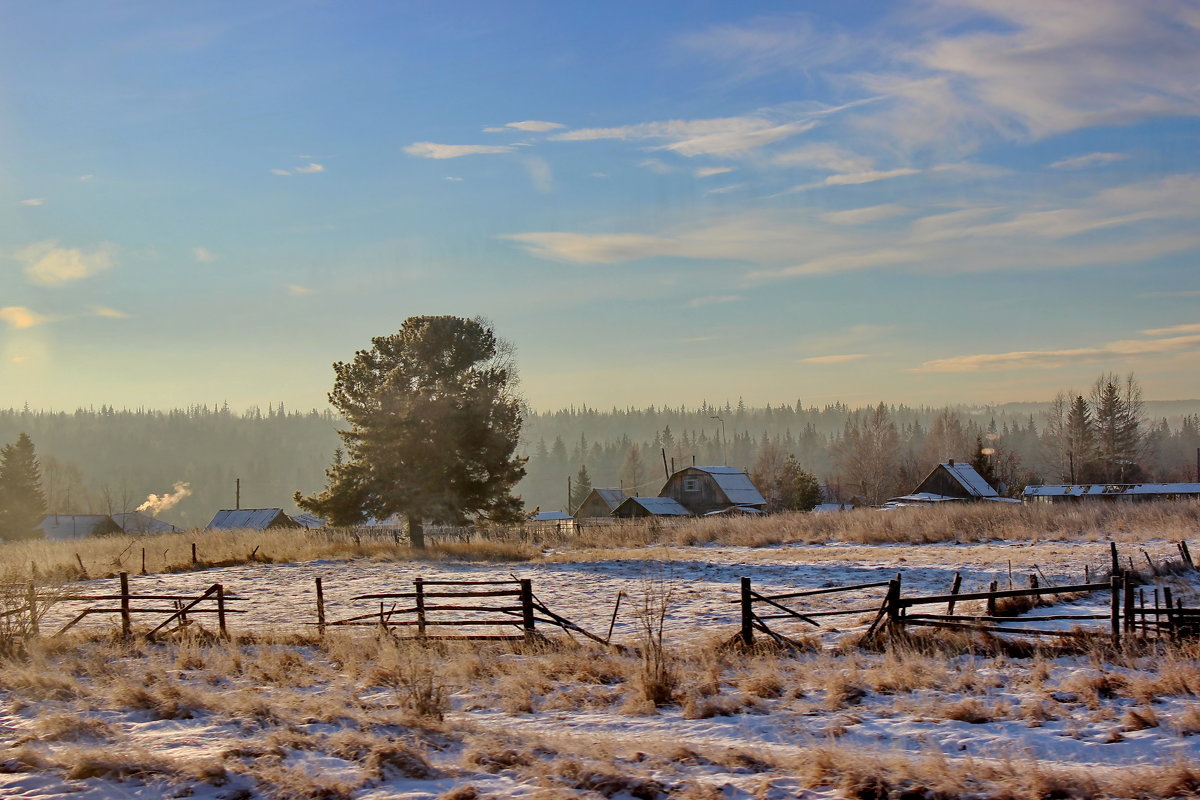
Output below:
[2,1,1199,413]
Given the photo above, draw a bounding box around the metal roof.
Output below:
[110,512,181,534]
[530,511,574,521]
[291,513,326,529]
[206,508,296,530]
[940,462,999,497]
[614,496,692,516]
[590,488,628,511]
[1023,483,1200,497]
[703,505,764,516]
[682,466,767,507]
[37,515,114,541]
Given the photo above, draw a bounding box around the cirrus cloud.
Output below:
[404,142,516,159]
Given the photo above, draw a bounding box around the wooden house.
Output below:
[206,508,300,531]
[37,514,121,541]
[1023,482,1200,504]
[887,460,1019,506]
[612,496,691,518]
[658,466,767,516]
[573,488,628,518]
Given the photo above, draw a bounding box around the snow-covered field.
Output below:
[1,538,1197,799]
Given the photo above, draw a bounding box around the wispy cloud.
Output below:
[19,198,46,207]
[484,120,564,133]
[695,167,734,178]
[704,183,747,196]
[404,142,515,159]
[444,176,464,182]
[800,353,869,364]
[294,162,325,174]
[915,330,1200,373]
[0,306,49,329]
[271,168,292,176]
[193,247,217,263]
[553,116,815,157]
[1141,323,1200,336]
[638,159,674,174]
[78,174,95,182]
[91,306,129,319]
[16,242,114,286]
[687,295,742,307]
[1049,152,1128,170]
[287,284,317,296]
[820,204,909,225]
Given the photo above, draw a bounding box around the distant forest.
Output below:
[2,393,1199,528]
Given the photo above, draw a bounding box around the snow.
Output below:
[3,538,1198,798]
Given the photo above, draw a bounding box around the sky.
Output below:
[2,0,1199,413]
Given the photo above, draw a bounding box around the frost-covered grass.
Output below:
[1,626,1199,799]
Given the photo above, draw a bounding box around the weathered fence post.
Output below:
[740,576,754,647]
[1110,542,1119,576]
[26,582,38,637]
[1163,586,1176,640]
[315,577,326,635]
[1110,573,1122,647]
[1180,540,1194,570]
[120,572,131,638]
[947,572,962,615]
[1123,571,1136,634]
[216,584,227,637]
[191,543,198,566]
[986,581,998,618]
[414,577,426,639]
[519,579,536,643]
[141,548,146,576]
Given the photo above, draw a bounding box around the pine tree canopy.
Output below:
[296,316,526,547]
[0,432,47,541]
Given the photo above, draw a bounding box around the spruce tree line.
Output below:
[0,433,46,541]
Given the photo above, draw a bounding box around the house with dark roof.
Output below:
[1023,482,1200,504]
[886,460,1019,506]
[206,508,300,531]
[573,488,628,518]
[658,466,767,515]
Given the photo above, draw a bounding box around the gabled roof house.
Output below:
[659,466,767,515]
[573,488,628,518]
[206,508,300,531]
[888,460,1019,506]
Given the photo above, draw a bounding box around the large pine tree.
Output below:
[296,316,526,547]
[0,433,47,540]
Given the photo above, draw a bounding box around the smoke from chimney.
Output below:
[137,481,192,515]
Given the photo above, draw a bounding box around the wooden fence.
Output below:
[1,572,242,641]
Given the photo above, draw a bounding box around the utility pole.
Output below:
[235,478,240,510]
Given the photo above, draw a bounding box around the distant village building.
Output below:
[206,508,300,531]
[1023,483,1200,504]
[573,488,628,518]
[36,512,183,541]
[658,466,767,515]
[886,460,1019,507]
[611,496,691,518]
[290,513,326,529]
[527,510,575,536]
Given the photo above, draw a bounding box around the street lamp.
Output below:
[710,415,727,465]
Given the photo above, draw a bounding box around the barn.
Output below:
[887,460,1019,506]
[573,488,628,518]
[658,466,767,516]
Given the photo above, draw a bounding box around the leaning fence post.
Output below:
[946,572,962,615]
[414,578,426,638]
[1110,573,1121,647]
[26,582,38,637]
[519,579,536,643]
[315,577,326,635]
[216,584,227,637]
[120,572,131,638]
[740,576,754,647]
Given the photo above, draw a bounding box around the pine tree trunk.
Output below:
[407,514,425,549]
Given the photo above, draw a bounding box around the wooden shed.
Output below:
[206,508,301,531]
[611,496,691,519]
[658,466,767,516]
[574,488,628,518]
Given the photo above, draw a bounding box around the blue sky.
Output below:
[2,0,1199,412]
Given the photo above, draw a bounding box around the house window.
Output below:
[683,477,700,492]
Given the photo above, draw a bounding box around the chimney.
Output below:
[948,458,955,466]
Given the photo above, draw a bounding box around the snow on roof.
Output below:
[941,462,999,497]
[812,503,853,513]
[207,508,295,530]
[615,496,692,516]
[685,466,767,507]
[1023,483,1200,497]
[702,505,764,516]
[110,512,181,534]
[291,513,326,529]
[590,488,628,511]
[38,514,115,541]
